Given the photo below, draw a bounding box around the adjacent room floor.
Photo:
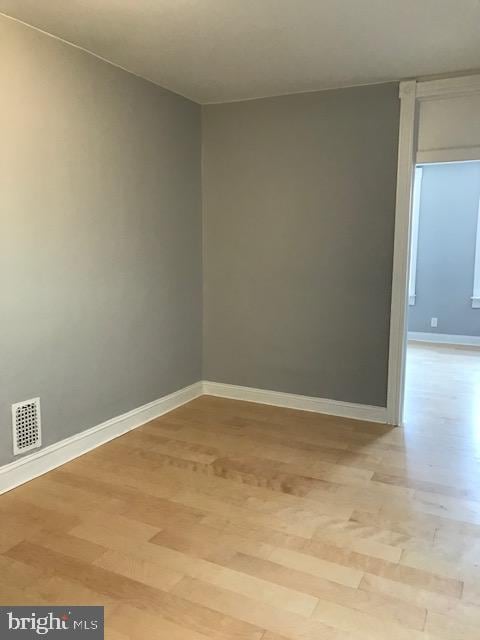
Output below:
[405,340,480,432]
[1,387,480,638]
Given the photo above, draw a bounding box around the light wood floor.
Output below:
[2,348,480,639]
[405,340,480,431]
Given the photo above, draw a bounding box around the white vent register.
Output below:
[12,397,42,455]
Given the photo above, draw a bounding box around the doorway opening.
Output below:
[404,161,480,429]
[386,74,480,427]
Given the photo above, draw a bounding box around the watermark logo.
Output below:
[0,607,104,638]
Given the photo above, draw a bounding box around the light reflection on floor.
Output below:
[403,341,480,475]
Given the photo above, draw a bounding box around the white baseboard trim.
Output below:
[0,379,390,495]
[408,331,480,347]
[203,381,388,424]
[0,381,203,496]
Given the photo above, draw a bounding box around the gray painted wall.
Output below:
[202,84,400,407]
[0,16,202,466]
[408,162,480,336]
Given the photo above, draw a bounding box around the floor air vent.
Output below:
[12,398,42,455]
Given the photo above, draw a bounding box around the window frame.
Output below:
[472,196,480,308]
[408,166,423,306]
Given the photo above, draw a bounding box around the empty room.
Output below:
[1,2,480,639]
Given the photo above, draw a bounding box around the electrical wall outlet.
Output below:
[431,317,438,328]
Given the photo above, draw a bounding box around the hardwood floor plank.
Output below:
[171,576,353,640]
[224,552,427,631]
[424,610,479,640]
[2,349,480,639]
[0,555,46,600]
[148,523,274,563]
[4,541,263,640]
[359,573,473,627]
[95,543,318,617]
[107,604,213,640]
[27,530,107,564]
[311,598,428,640]
[94,549,185,592]
[305,538,463,597]
[267,547,363,588]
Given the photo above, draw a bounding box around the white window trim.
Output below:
[472,196,480,308]
[417,145,480,165]
[408,166,423,306]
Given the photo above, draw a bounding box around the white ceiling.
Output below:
[1,0,480,104]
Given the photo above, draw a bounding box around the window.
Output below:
[408,166,423,306]
[472,196,480,307]
[408,163,480,309]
